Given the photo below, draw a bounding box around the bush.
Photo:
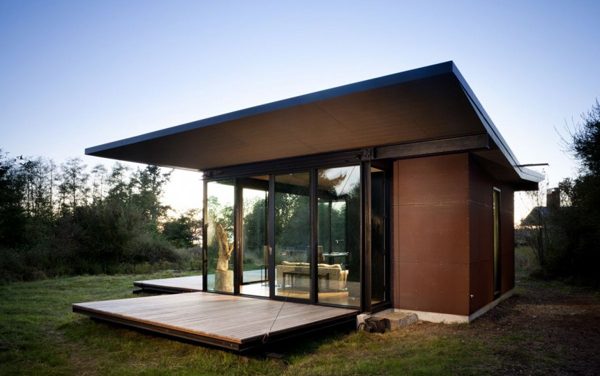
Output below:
[124,234,179,264]
[542,206,600,287]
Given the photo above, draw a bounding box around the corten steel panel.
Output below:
[468,158,494,313]
[469,156,494,205]
[469,260,494,310]
[468,158,516,313]
[394,154,469,204]
[469,202,493,263]
[397,262,470,315]
[396,204,470,265]
[392,154,470,315]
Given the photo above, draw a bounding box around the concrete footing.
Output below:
[372,309,418,330]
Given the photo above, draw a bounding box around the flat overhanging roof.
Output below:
[86,61,542,187]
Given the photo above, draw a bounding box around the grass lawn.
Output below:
[1,268,599,375]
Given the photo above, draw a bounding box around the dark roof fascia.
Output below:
[85,61,455,156]
[450,64,543,184]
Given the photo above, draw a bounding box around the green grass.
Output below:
[1,270,597,375]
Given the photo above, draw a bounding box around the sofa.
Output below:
[275,261,348,291]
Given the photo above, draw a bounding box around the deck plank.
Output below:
[73,292,357,350]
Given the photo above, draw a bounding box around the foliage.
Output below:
[0,151,27,247]
[0,150,200,281]
[532,101,600,287]
[58,158,90,213]
[572,100,600,175]
[163,210,202,248]
[242,196,267,266]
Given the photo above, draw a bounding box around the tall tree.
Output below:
[548,101,600,286]
[0,151,26,247]
[90,164,108,204]
[58,158,89,212]
[572,100,600,175]
[19,157,54,219]
[106,162,131,203]
[130,165,172,227]
[162,209,202,248]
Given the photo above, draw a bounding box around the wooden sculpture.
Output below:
[215,223,234,291]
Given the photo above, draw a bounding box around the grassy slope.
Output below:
[1,266,599,375]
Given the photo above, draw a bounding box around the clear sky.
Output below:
[1,0,599,219]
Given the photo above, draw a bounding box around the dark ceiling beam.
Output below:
[375,134,490,160]
[205,134,490,180]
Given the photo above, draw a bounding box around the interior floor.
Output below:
[136,273,361,308]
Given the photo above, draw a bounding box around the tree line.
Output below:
[520,101,600,287]
[0,152,201,281]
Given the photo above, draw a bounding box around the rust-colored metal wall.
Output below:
[468,157,515,314]
[392,154,471,315]
[392,153,516,316]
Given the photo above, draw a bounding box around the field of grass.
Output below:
[1,266,599,375]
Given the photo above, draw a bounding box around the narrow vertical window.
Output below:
[493,188,501,297]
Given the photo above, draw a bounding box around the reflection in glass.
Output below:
[274,172,310,300]
[317,166,360,307]
[240,182,269,297]
[206,180,235,293]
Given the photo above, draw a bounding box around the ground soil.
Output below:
[400,278,600,375]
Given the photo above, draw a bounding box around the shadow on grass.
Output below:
[62,313,358,360]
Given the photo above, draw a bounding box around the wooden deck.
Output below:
[133,275,203,293]
[73,292,357,351]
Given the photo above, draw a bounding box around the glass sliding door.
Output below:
[317,166,361,307]
[274,172,311,300]
[202,160,390,310]
[206,180,235,293]
[240,177,269,297]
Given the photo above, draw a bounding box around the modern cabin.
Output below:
[75,61,541,349]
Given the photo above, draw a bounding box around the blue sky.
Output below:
[1,0,599,218]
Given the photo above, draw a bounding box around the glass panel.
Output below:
[274,172,310,300]
[240,181,269,297]
[371,167,386,304]
[206,180,235,293]
[317,166,360,307]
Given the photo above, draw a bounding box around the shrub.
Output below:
[124,233,179,264]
